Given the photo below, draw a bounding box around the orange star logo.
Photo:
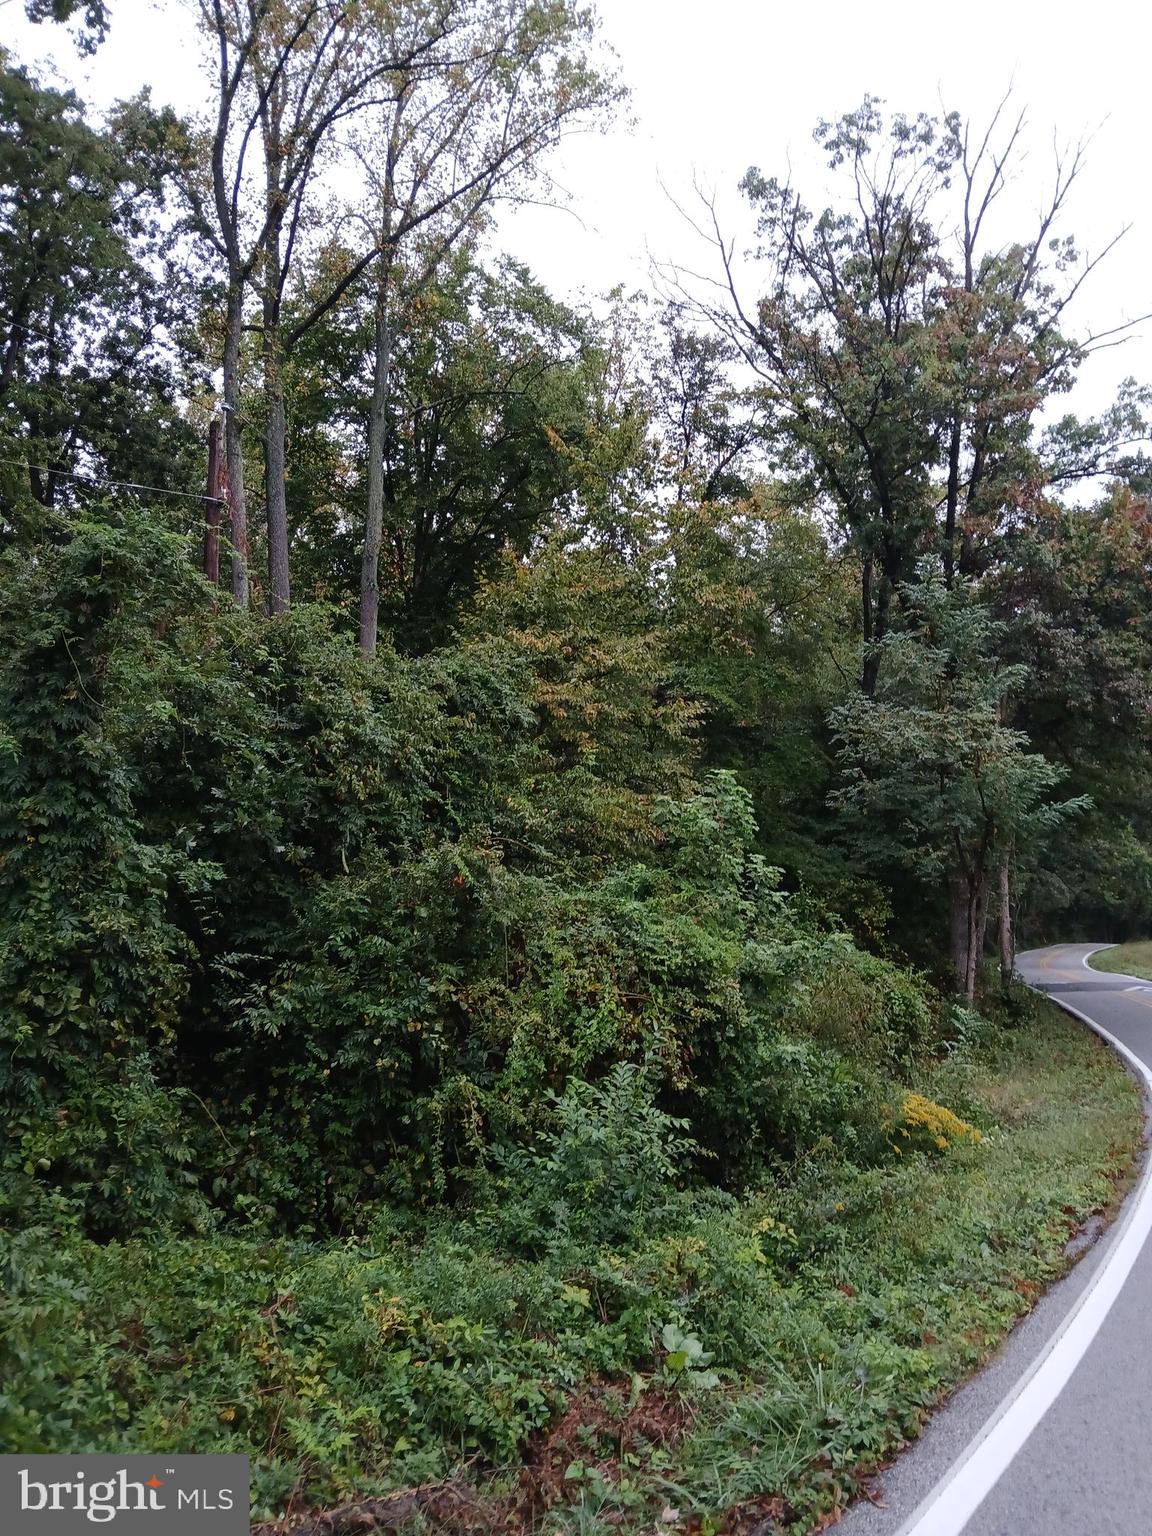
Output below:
[146,1477,164,1490]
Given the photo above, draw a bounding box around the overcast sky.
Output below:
[8,0,1152,422]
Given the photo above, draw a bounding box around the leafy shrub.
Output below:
[2,1001,1136,1527]
[480,1063,696,1255]
[782,939,937,1068]
[696,1029,877,1177]
[0,507,542,1233]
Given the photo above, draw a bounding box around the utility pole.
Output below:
[202,417,221,585]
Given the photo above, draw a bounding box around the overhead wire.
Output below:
[0,455,264,508]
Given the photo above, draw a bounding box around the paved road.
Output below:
[838,943,1152,1536]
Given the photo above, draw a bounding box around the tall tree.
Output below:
[668,98,1148,981]
[0,64,200,530]
[662,490,855,894]
[995,475,1152,942]
[21,0,110,54]
[683,97,1140,693]
[282,248,623,650]
[190,0,617,621]
[348,0,621,653]
[830,579,1085,998]
[647,302,760,504]
[191,0,461,609]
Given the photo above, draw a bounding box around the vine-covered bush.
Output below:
[0,506,948,1237]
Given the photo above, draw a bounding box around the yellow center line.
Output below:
[1113,991,1152,1013]
[1031,947,1152,1012]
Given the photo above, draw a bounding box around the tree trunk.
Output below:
[263,319,290,614]
[950,874,970,997]
[359,101,408,657]
[961,869,990,1006]
[222,277,249,608]
[964,882,980,1006]
[860,560,892,695]
[254,75,292,616]
[951,866,988,1006]
[943,417,961,586]
[998,856,1015,986]
[202,417,221,585]
[360,261,394,656]
[261,113,291,617]
[973,877,989,998]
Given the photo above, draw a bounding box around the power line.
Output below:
[0,311,152,346]
[0,314,56,344]
[0,455,263,509]
[0,455,208,502]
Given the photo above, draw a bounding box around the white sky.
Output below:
[7,0,1152,424]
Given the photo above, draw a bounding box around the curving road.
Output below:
[839,943,1152,1536]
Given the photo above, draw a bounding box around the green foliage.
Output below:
[723,95,1142,705]
[0,63,200,525]
[831,579,1079,886]
[3,56,1152,1536]
[998,486,1152,941]
[0,506,211,1232]
[23,0,110,56]
[482,1064,697,1255]
[288,251,606,648]
[830,577,1088,987]
[661,493,859,900]
[0,1002,1138,1532]
[782,940,935,1068]
[0,502,534,1228]
[463,535,701,856]
[1,503,941,1234]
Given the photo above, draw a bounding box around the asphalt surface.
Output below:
[837,943,1152,1536]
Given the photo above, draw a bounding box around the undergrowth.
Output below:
[1,997,1140,1534]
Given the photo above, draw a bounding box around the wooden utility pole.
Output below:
[203,417,221,585]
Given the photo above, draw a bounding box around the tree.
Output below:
[648,302,760,504]
[661,489,856,894]
[189,0,617,622]
[0,65,201,531]
[534,283,658,555]
[995,477,1152,942]
[463,531,700,859]
[21,0,110,55]
[190,0,460,609]
[374,256,601,649]
[350,0,621,652]
[683,97,1142,693]
[830,578,1084,998]
[282,248,613,648]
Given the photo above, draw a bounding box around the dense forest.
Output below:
[2,1,1151,1530]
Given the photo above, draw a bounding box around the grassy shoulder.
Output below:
[1088,941,1152,981]
[1,998,1141,1536]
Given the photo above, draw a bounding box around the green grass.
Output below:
[1087,941,1152,982]
[0,998,1142,1535]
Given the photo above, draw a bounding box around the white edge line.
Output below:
[1082,943,1117,973]
[1077,942,1152,991]
[892,959,1152,1536]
